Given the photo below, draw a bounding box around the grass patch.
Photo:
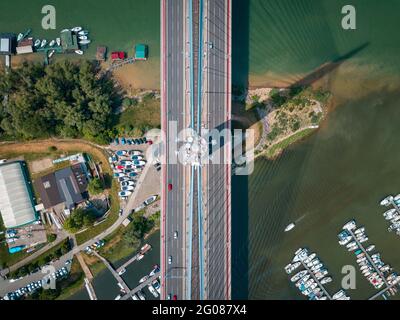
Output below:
[75,179,120,245]
[56,258,85,300]
[265,128,316,159]
[114,97,160,136]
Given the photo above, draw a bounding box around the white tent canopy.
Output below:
[0,162,36,228]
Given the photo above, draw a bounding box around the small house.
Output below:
[0,33,15,55]
[60,30,79,52]
[111,51,125,60]
[16,38,33,54]
[96,46,107,61]
[135,44,147,60]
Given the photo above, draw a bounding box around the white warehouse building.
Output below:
[0,162,36,228]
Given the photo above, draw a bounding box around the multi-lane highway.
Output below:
[161,0,189,300]
[202,0,231,300]
[161,0,231,300]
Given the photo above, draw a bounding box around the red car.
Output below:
[168,183,173,191]
[147,140,153,145]
[173,295,177,300]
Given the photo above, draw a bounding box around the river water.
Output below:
[70,231,160,300]
[232,0,400,300]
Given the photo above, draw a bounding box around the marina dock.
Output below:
[346,228,390,288]
[120,271,160,300]
[92,251,130,293]
[84,277,98,300]
[107,58,136,71]
[369,281,400,300]
[299,260,332,300]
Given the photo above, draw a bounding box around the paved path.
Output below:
[121,272,160,300]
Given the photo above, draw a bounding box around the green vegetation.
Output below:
[265,128,316,159]
[122,97,138,108]
[75,179,120,244]
[10,238,71,278]
[63,208,97,233]
[47,233,57,243]
[114,96,160,137]
[98,210,158,264]
[87,178,104,196]
[0,60,118,144]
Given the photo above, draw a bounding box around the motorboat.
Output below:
[61,28,70,32]
[75,50,84,55]
[332,290,345,300]
[71,26,82,32]
[48,50,55,58]
[79,35,88,40]
[343,220,356,230]
[79,39,91,45]
[118,268,126,276]
[339,236,352,246]
[78,30,89,36]
[380,195,393,206]
[40,39,47,48]
[284,223,296,232]
[384,208,396,220]
[346,241,357,249]
[139,275,149,284]
[303,253,316,264]
[290,270,308,283]
[49,40,55,47]
[17,33,23,42]
[34,39,41,47]
[354,227,365,235]
[56,38,61,46]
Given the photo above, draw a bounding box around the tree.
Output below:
[63,208,97,233]
[87,178,104,196]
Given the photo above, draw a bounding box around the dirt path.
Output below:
[0,139,111,174]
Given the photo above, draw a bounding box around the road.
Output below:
[161,0,190,300]
[202,0,231,300]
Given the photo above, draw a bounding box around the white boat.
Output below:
[61,28,70,33]
[343,220,356,230]
[321,277,332,284]
[48,50,55,58]
[40,39,47,48]
[71,26,82,32]
[49,40,55,47]
[332,290,345,300]
[147,284,159,298]
[79,39,91,45]
[139,275,149,284]
[137,291,146,300]
[34,39,41,47]
[118,268,126,276]
[78,30,89,36]
[384,208,396,220]
[132,294,139,300]
[303,254,317,264]
[284,223,295,232]
[366,245,375,252]
[75,50,84,55]
[291,270,308,283]
[380,195,393,206]
[346,241,357,249]
[17,33,24,41]
[137,254,144,261]
[339,236,352,246]
[79,35,88,40]
[56,37,61,46]
[144,195,157,206]
[354,227,365,235]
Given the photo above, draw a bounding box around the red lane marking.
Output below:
[225,0,231,300]
[161,0,167,300]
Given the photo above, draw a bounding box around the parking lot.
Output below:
[5,223,47,252]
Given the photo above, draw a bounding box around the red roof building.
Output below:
[111,51,125,60]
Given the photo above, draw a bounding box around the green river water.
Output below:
[2,0,400,300]
[232,0,400,300]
